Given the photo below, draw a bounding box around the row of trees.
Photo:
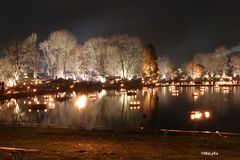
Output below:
[184,46,240,79]
[1,29,240,86]
[0,30,174,85]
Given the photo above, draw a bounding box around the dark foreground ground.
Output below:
[0,127,239,160]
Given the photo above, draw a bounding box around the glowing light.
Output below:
[191,111,211,120]
[89,94,97,100]
[129,101,141,108]
[49,97,54,102]
[190,111,202,120]
[120,88,126,92]
[99,90,106,98]
[127,90,137,96]
[28,109,32,112]
[76,95,87,109]
[6,79,16,87]
[193,92,199,96]
[204,111,210,118]
[44,109,48,112]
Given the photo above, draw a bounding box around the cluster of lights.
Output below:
[190,111,210,120]
[171,88,179,96]
[127,90,137,96]
[48,102,55,109]
[130,106,140,110]
[130,101,140,105]
[89,94,97,100]
[222,86,230,94]
[129,101,141,110]
[193,92,199,97]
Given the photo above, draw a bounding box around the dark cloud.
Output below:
[0,0,240,66]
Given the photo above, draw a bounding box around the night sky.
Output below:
[1,0,240,66]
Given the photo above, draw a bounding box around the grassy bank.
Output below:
[0,127,239,160]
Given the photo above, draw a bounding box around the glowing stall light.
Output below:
[76,95,87,109]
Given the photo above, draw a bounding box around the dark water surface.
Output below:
[0,86,239,132]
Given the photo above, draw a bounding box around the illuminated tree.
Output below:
[39,30,77,78]
[4,33,38,80]
[229,53,240,77]
[194,53,210,75]
[70,45,93,80]
[110,34,143,79]
[194,47,229,77]
[210,46,229,76]
[157,56,174,79]
[106,46,122,76]
[21,33,38,78]
[0,56,15,85]
[184,58,204,78]
[142,44,158,79]
[84,37,110,78]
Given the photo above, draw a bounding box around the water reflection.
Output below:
[0,87,240,132]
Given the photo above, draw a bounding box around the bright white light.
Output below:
[204,111,210,118]
[6,79,16,87]
[76,95,87,109]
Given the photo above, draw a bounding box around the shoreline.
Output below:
[0,126,239,160]
[1,83,240,100]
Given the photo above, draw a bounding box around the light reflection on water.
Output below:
[0,87,240,132]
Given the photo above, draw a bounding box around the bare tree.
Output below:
[69,45,94,80]
[4,33,38,80]
[157,56,174,79]
[0,56,15,85]
[184,58,204,78]
[84,37,109,77]
[210,46,229,76]
[39,30,77,78]
[110,34,143,79]
[229,53,240,77]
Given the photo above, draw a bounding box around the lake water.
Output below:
[0,86,240,133]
